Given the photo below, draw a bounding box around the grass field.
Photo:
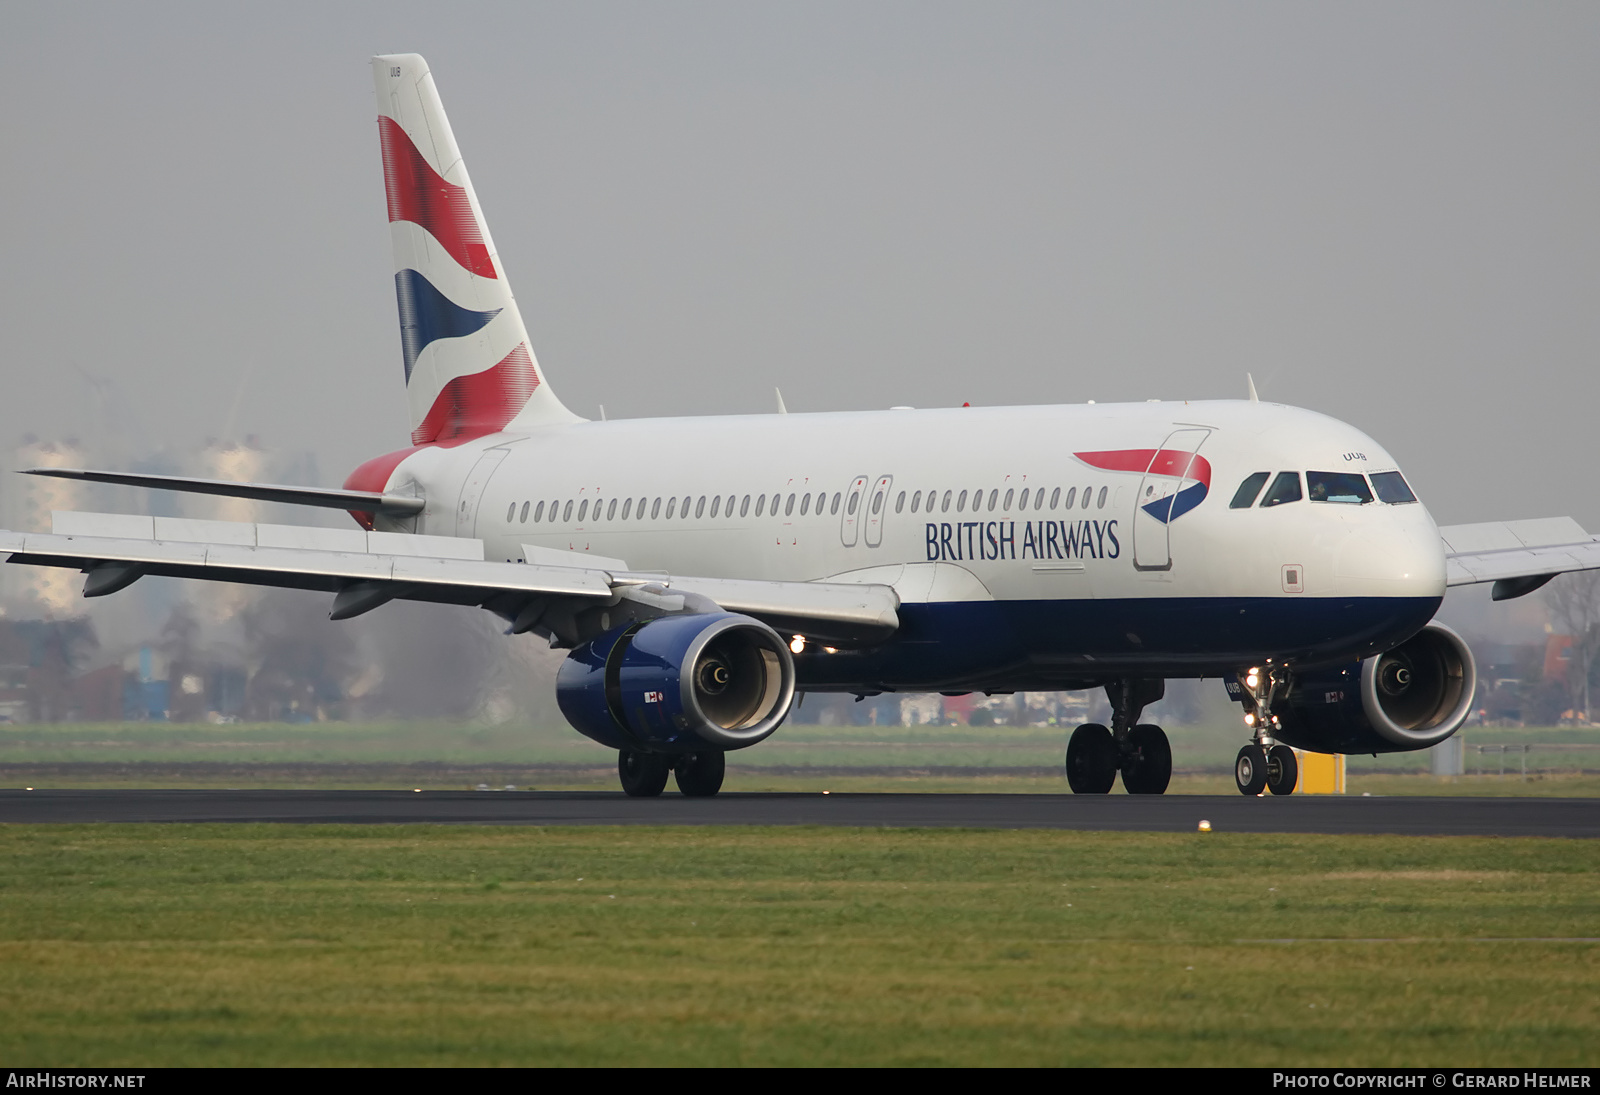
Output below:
[2,720,1597,795]
[0,825,1593,1066]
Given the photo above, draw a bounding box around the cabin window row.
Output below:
[506,492,848,525]
[1228,470,1418,509]
[504,483,1113,526]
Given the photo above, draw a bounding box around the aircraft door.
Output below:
[1132,429,1210,571]
[456,448,510,537]
[839,476,869,547]
[863,475,893,548]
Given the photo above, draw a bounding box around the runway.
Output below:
[0,789,1595,837]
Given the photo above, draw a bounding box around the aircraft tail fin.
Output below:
[373,54,580,443]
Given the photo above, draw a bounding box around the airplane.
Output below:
[7,54,1599,799]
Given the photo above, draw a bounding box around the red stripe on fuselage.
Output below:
[1075,448,1212,487]
[378,116,497,280]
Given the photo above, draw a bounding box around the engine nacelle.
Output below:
[556,612,796,753]
[1240,623,1477,755]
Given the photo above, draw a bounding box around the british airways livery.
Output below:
[9,55,1599,799]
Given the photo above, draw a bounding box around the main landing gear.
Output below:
[1233,665,1298,796]
[618,749,727,798]
[1065,678,1172,795]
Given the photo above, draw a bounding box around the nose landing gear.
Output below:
[1234,666,1299,796]
[1064,678,1172,795]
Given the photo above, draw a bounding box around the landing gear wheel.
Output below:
[1266,744,1298,796]
[1121,724,1172,795]
[618,750,670,797]
[674,751,727,797]
[1066,724,1117,794]
[1235,744,1268,796]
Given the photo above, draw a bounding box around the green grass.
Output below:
[3,719,1597,794]
[0,825,1593,1066]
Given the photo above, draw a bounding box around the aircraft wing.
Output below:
[0,512,899,647]
[1439,517,1600,600]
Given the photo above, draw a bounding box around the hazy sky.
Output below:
[3,2,1597,530]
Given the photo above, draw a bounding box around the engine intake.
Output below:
[557,612,796,753]
[1250,623,1477,755]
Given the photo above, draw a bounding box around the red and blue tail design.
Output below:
[1074,449,1212,523]
[374,54,578,443]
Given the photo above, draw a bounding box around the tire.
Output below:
[1266,744,1299,796]
[1066,724,1117,794]
[1121,724,1172,795]
[1235,744,1268,796]
[618,750,670,797]
[674,750,727,797]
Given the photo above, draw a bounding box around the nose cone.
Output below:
[1333,507,1448,599]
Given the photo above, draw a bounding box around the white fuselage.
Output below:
[368,398,1446,690]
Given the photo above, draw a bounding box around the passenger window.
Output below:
[741,494,751,517]
[988,489,999,511]
[941,490,952,513]
[727,494,736,515]
[577,500,589,523]
[1307,471,1373,504]
[1370,471,1418,504]
[666,498,676,519]
[954,490,966,512]
[1097,486,1108,509]
[755,494,766,517]
[520,500,530,523]
[1260,472,1302,508]
[895,491,906,513]
[534,501,545,522]
[1081,486,1092,509]
[683,495,693,518]
[651,497,661,519]
[711,496,722,518]
[1003,488,1014,511]
[831,493,841,515]
[506,502,516,523]
[1050,487,1061,510]
[695,496,706,518]
[1018,489,1030,511]
[1063,487,1076,509]
[871,490,884,514]
[1230,472,1270,509]
[563,500,575,522]
[910,491,921,514]
[622,498,632,520]
[847,493,858,515]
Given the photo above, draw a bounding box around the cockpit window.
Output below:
[1307,471,1374,504]
[1230,472,1270,509]
[1259,471,1302,508]
[1370,470,1418,504]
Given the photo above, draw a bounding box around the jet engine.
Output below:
[556,612,796,753]
[1250,623,1477,755]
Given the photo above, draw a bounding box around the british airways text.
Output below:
[925,520,1121,562]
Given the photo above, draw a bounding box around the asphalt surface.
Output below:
[0,789,1595,837]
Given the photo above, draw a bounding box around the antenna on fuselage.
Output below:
[775,388,788,414]
[1246,373,1260,402]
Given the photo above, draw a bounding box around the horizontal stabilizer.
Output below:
[22,468,424,516]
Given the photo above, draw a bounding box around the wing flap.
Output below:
[1439,516,1600,591]
[2,515,900,644]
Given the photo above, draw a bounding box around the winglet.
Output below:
[775,388,788,415]
[1246,373,1260,402]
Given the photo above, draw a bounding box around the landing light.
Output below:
[790,635,806,654]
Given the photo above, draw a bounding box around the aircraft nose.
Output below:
[1332,512,1447,598]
